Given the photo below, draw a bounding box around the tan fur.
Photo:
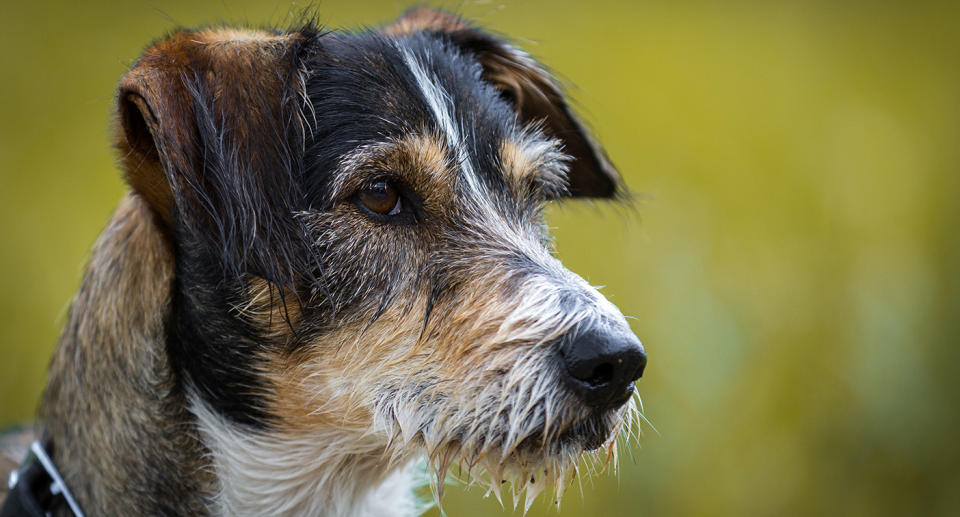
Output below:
[385,9,621,197]
[380,7,471,37]
[237,277,303,343]
[39,195,213,515]
[256,232,633,508]
[500,140,535,185]
[21,10,638,515]
[330,133,457,207]
[117,28,309,228]
[499,135,568,197]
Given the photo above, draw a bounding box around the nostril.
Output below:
[559,323,645,410]
[582,362,614,387]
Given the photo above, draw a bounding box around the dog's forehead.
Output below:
[306,32,550,205]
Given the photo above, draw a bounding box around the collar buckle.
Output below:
[2,441,85,517]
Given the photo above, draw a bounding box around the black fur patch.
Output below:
[128,18,617,427]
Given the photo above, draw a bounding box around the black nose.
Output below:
[559,323,646,411]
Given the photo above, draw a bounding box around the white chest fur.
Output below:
[191,399,426,517]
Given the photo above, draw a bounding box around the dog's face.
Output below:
[118,8,645,507]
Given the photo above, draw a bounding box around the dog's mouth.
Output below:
[561,412,617,450]
[476,402,633,476]
[453,403,634,510]
[372,393,641,513]
[512,410,617,454]
[375,373,641,508]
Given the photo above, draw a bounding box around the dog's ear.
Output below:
[116,28,319,283]
[385,8,623,199]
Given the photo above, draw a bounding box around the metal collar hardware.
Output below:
[1,441,84,517]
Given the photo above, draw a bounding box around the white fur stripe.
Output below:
[399,48,482,195]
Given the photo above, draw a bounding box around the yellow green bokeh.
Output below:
[1,1,957,515]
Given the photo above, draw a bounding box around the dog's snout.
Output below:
[560,324,646,411]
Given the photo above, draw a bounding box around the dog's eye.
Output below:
[357,181,402,216]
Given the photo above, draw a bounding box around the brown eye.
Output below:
[357,181,402,216]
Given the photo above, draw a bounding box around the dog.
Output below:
[0,7,646,516]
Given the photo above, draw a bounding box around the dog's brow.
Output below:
[398,47,483,196]
[500,130,570,194]
[329,134,456,203]
[398,133,454,182]
[329,142,394,201]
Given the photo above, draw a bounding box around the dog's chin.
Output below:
[460,408,626,504]
[399,395,635,508]
[563,413,617,451]
[512,410,619,458]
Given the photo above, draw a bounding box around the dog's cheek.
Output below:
[306,211,429,315]
[260,301,430,432]
[235,277,303,345]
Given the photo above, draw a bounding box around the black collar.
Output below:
[1,441,84,517]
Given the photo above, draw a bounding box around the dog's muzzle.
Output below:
[558,321,646,412]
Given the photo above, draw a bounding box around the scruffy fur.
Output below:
[1,8,646,516]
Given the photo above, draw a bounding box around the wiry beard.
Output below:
[372,344,646,513]
[245,229,648,512]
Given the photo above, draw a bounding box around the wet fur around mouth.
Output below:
[367,348,643,511]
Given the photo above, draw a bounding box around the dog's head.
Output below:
[118,8,645,507]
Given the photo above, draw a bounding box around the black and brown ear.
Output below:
[385,8,624,199]
[115,27,319,283]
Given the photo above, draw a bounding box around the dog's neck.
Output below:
[38,193,422,516]
[192,398,424,516]
[39,194,212,515]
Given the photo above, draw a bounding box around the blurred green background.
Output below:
[2,1,958,515]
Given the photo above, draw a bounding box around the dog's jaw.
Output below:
[194,382,638,517]
[370,355,641,512]
[246,244,643,512]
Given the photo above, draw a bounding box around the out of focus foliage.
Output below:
[1,1,957,515]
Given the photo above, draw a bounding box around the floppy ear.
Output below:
[115,27,319,283]
[385,8,623,199]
